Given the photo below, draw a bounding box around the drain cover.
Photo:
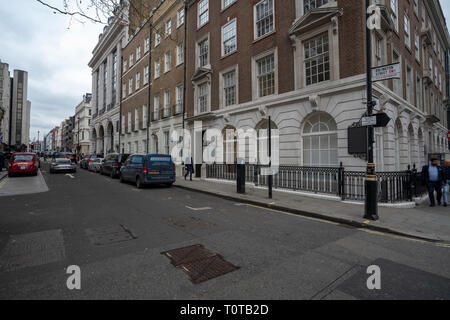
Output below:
[86,225,137,246]
[162,244,239,284]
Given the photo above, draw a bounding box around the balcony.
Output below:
[421,26,432,47]
[162,106,170,119]
[173,103,183,116]
[423,68,433,85]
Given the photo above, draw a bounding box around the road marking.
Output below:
[186,206,212,211]
[0,177,9,189]
[65,174,75,179]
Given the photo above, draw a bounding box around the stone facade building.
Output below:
[0,60,10,150]
[74,93,92,155]
[89,3,129,156]
[10,70,31,149]
[184,0,450,174]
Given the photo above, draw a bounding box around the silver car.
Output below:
[88,158,104,173]
[50,158,77,174]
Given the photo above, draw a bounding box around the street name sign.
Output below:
[372,63,401,82]
[361,113,391,128]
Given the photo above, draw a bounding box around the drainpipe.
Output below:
[146,19,153,154]
[182,0,188,160]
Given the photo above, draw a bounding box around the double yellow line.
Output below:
[0,176,9,189]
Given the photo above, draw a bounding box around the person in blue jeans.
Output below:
[443,160,450,207]
[184,156,194,181]
[422,157,445,207]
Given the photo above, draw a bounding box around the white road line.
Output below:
[66,174,75,179]
[186,206,212,211]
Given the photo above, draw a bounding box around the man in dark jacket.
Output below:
[422,157,445,207]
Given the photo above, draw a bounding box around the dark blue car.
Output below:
[119,154,176,188]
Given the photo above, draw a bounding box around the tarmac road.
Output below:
[0,161,449,299]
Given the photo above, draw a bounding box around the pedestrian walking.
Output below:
[443,160,450,207]
[184,156,194,181]
[422,156,445,207]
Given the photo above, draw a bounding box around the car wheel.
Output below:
[8,172,13,177]
[120,174,125,183]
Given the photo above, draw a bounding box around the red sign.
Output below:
[447,131,450,140]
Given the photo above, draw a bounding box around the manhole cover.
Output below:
[162,244,239,284]
[85,225,137,246]
[169,216,215,230]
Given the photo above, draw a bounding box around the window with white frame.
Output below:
[164,131,170,155]
[128,78,133,95]
[302,112,338,166]
[177,8,185,27]
[164,90,171,118]
[257,54,275,97]
[413,0,418,16]
[198,82,209,113]
[144,65,149,84]
[304,33,330,85]
[406,66,412,103]
[154,59,160,79]
[223,0,236,9]
[130,53,134,66]
[223,69,237,107]
[176,43,184,65]
[122,83,127,98]
[122,115,125,133]
[391,0,399,32]
[222,19,237,56]
[165,19,172,37]
[198,0,209,28]
[176,84,183,114]
[144,37,150,53]
[404,13,410,48]
[416,76,422,110]
[304,0,329,14]
[198,38,209,67]
[128,111,132,133]
[375,33,384,67]
[136,46,141,60]
[155,30,161,46]
[135,108,139,131]
[255,0,274,40]
[392,50,401,95]
[143,105,148,128]
[165,51,171,73]
[136,72,141,90]
[154,95,160,120]
[414,29,420,61]
[123,60,128,73]
[374,128,384,171]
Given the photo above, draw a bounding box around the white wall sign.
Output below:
[372,63,401,82]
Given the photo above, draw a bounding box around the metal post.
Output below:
[268,116,273,199]
[364,0,378,220]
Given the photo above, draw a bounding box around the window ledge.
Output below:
[253,30,276,44]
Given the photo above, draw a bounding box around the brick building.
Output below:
[120,0,186,155]
[184,0,450,173]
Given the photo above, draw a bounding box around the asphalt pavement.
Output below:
[0,161,449,299]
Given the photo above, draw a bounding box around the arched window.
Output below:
[302,112,338,166]
[223,126,237,164]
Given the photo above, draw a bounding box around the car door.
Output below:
[130,156,144,180]
[121,157,132,181]
[104,155,111,174]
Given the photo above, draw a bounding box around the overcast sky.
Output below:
[0,1,450,143]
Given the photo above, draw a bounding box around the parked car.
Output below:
[101,153,130,178]
[120,154,176,188]
[81,154,97,169]
[88,158,104,173]
[8,153,39,177]
[50,158,77,174]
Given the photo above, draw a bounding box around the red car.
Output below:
[8,153,39,177]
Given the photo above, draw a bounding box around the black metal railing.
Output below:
[205,163,427,203]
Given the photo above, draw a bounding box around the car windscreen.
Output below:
[13,155,34,161]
